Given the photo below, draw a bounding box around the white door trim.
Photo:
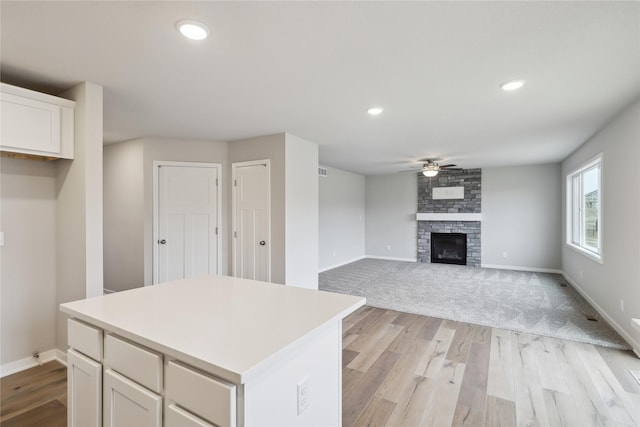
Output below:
[152,161,222,285]
[232,159,271,281]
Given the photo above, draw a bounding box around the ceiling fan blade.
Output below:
[439,164,457,168]
[442,168,463,171]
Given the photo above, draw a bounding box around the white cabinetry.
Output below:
[0,82,75,159]
[103,369,162,427]
[67,349,102,427]
[67,319,103,427]
[166,361,236,427]
[61,275,366,427]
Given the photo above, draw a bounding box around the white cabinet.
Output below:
[0,82,75,159]
[67,319,103,427]
[166,361,236,427]
[67,349,102,427]
[166,404,215,427]
[103,369,162,427]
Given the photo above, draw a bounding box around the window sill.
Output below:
[566,242,603,264]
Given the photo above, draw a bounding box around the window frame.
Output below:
[565,153,603,263]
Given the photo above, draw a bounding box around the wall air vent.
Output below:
[318,167,328,177]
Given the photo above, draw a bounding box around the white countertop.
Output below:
[60,275,365,383]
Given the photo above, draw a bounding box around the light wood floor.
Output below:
[2,308,639,427]
[0,360,66,427]
[343,306,640,427]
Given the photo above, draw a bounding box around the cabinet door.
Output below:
[0,91,61,154]
[104,369,162,427]
[67,349,102,427]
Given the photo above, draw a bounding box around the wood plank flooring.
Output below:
[343,306,640,427]
[1,307,639,427]
[0,361,66,427]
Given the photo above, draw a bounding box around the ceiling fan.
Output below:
[420,159,462,177]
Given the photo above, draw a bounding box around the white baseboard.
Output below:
[481,263,563,274]
[365,255,418,262]
[563,272,640,356]
[103,288,117,294]
[0,348,67,378]
[319,256,366,273]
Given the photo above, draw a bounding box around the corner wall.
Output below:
[56,82,104,352]
[319,166,365,271]
[0,158,58,367]
[103,140,144,292]
[284,134,318,289]
[561,98,640,352]
[482,164,562,271]
[365,173,417,261]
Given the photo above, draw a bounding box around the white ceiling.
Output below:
[1,1,639,175]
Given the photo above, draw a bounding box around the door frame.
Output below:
[152,161,222,285]
[231,159,271,281]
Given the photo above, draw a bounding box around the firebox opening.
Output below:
[431,232,467,265]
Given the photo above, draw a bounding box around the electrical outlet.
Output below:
[332,250,336,257]
[297,377,310,415]
[386,245,391,252]
[620,299,625,312]
[502,251,507,258]
[580,270,583,279]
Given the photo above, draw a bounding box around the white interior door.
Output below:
[232,160,270,282]
[155,162,220,284]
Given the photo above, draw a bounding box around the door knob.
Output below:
[158,239,167,244]
[259,240,266,246]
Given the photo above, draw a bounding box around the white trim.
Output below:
[152,161,223,285]
[416,213,482,221]
[562,272,639,355]
[566,242,603,264]
[0,349,67,378]
[103,288,117,294]
[365,255,418,262]
[318,256,366,273]
[565,152,603,263]
[481,264,563,274]
[232,159,272,282]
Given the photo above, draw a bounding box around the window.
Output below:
[566,154,602,261]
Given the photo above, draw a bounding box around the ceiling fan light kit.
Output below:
[420,159,463,177]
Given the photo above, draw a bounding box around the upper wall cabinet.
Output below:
[0,82,75,159]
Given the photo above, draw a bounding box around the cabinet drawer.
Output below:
[104,335,162,393]
[68,318,103,361]
[166,404,214,427]
[166,361,236,427]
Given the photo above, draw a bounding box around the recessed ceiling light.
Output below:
[500,80,526,91]
[367,107,384,116]
[177,20,209,41]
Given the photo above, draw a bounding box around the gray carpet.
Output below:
[320,258,629,349]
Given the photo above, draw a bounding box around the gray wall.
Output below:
[55,82,104,352]
[562,99,640,351]
[318,166,365,271]
[0,158,58,366]
[1,82,105,366]
[103,137,229,291]
[482,164,562,270]
[365,173,417,260]
[103,140,144,291]
[229,134,286,284]
[284,134,319,289]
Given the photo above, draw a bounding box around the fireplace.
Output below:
[431,233,467,265]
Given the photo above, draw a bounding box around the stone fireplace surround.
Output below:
[416,169,482,267]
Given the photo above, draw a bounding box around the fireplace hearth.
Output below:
[431,232,467,265]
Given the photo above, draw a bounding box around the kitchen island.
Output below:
[60,275,365,427]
